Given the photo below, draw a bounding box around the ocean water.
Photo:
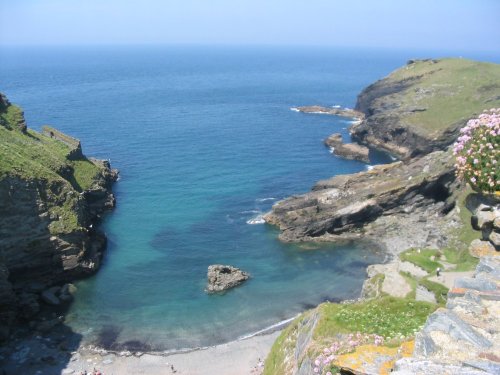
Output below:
[2,46,497,350]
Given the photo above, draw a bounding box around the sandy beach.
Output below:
[61,331,281,375]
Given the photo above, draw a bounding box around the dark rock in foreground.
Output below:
[324,133,370,163]
[206,265,250,293]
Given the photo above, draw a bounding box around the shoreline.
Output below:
[66,329,282,375]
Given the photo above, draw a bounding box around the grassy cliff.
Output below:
[352,58,500,158]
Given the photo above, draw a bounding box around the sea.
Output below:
[1,46,498,350]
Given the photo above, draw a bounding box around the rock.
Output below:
[416,285,437,303]
[62,369,75,374]
[469,239,496,258]
[488,231,500,250]
[18,292,41,319]
[0,92,118,337]
[264,150,456,242]
[41,287,61,305]
[293,106,365,120]
[324,133,370,162]
[393,358,486,375]
[475,210,496,230]
[351,59,499,158]
[36,318,62,332]
[419,309,492,349]
[206,265,250,293]
[453,277,497,292]
[59,283,77,302]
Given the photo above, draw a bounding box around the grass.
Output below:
[314,297,436,343]
[1,101,106,233]
[400,248,443,274]
[263,314,309,375]
[384,58,500,134]
[419,279,448,306]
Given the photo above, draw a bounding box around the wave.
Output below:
[246,214,265,225]
[365,165,374,171]
[329,147,335,154]
[256,197,276,202]
[332,104,341,108]
[237,315,299,340]
[290,107,300,112]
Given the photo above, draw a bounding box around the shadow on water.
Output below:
[94,325,152,352]
[1,319,83,375]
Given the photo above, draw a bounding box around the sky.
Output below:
[0,0,499,52]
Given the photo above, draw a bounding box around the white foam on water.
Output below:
[365,165,374,171]
[290,107,300,112]
[329,147,335,154]
[237,315,299,340]
[256,197,276,202]
[332,104,341,108]
[246,214,266,225]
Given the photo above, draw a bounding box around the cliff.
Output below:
[351,58,500,159]
[263,58,500,374]
[0,93,117,340]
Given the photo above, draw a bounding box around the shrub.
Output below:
[453,109,499,193]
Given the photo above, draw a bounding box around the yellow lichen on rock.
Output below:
[333,340,414,375]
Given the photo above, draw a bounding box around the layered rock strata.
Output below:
[0,93,118,340]
[264,150,457,246]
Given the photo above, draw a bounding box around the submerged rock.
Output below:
[206,265,250,293]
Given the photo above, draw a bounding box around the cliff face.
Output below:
[264,150,458,246]
[0,93,117,340]
[351,58,500,159]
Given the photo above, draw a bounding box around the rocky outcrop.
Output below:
[264,150,457,245]
[351,59,500,159]
[324,133,370,162]
[206,265,250,293]
[0,94,118,340]
[293,106,364,120]
[393,256,500,374]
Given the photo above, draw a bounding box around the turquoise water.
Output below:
[2,46,497,350]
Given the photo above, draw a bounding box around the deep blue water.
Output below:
[2,46,498,350]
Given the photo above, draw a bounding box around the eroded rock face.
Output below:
[324,133,370,163]
[0,94,118,340]
[206,265,250,293]
[264,150,457,244]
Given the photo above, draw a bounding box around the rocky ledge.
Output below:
[393,256,500,375]
[0,93,118,340]
[264,150,457,249]
[324,133,370,163]
[206,265,250,293]
[293,105,364,121]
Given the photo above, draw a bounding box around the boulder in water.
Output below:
[206,265,250,293]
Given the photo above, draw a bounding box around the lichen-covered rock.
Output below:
[205,265,250,293]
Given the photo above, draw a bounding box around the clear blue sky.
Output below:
[1,0,499,52]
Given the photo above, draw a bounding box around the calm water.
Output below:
[2,46,497,350]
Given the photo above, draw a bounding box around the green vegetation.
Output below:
[0,98,105,234]
[263,315,305,375]
[386,59,500,133]
[400,248,443,274]
[0,106,100,192]
[315,297,435,343]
